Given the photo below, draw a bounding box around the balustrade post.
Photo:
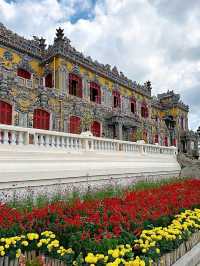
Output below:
[3,130,9,145]
[10,131,17,145]
[80,131,94,152]
[24,131,29,145]
[18,132,24,145]
[34,134,39,146]
[61,137,65,148]
[45,135,50,147]
[116,141,120,151]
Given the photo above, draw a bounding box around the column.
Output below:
[117,122,123,140]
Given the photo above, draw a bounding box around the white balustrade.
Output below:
[0,124,177,156]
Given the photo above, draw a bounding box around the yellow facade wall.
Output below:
[0,46,42,75]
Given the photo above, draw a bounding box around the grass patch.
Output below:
[7,176,189,211]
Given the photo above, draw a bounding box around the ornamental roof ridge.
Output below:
[156,90,189,111]
[0,23,152,97]
[43,27,152,98]
[0,22,44,59]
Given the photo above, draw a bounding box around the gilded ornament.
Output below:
[19,99,31,112]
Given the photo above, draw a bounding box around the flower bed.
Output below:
[0,179,200,265]
[1,209,200,265]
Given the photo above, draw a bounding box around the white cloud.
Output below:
[0,0,200,130]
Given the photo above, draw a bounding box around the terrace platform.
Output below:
[0,124,181,201]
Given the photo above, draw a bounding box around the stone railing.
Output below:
[16,76,33,88]
[0,124,177,155]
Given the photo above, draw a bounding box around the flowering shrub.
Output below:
[1,208,200,265]
[0,179,200,265]
[0,231,74,265]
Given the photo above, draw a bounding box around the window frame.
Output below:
[69,116,81,134]
[91,121,101,137]
[0,100,12,125]
[33,109,50,130]
[69,73,82,98]
[90,82,101,104]
[113,90,121,108]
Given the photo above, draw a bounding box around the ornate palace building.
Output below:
[0,23,191,151]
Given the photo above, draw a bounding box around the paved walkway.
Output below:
[172,242,200,266]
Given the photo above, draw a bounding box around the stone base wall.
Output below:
[0,143,180,202]
[0,170,180,202]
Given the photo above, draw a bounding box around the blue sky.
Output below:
[0,0,200,130]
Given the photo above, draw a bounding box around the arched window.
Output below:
[130,97,136,114]
[69,116,81,134]
[90,82,101,104]
[141,102,148,118]
[33,109,50,130]
[69,73,82,98]
[45,73,53,88]
[0,101,12,125]
[113,90,121,108]
[91,121,101,137]
[17,68,31,79]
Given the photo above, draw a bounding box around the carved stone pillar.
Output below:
[116,122,123,140]
[83,75,90,100]
[58,66,68,95]
[18,112,28,127]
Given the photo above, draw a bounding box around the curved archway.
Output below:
[0,100,12,125]
[33,109,50,130]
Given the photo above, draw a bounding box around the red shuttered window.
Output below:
[17,69,31,79]
[69,74,82,98]
[33,109,50,130]
[69,116,81,134]
[90,82,101,104]
[0,101,12,125]
[113,91,121,108]
[141,102,148,118]
[130,97,136,114]
[91,121,101,137]
[45,73,53,88]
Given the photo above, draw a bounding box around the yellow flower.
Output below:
[16,249,21,258]
[156,248,160,254]
[21,241,29,247]
[0,251,5,257]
